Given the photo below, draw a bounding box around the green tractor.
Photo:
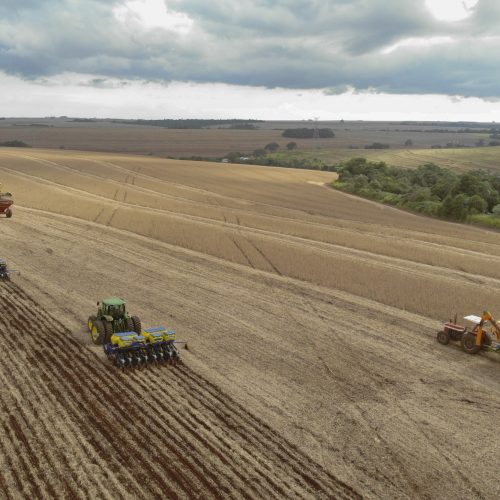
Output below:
[88,297,141,345]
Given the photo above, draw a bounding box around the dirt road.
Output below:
[1,149,500,498]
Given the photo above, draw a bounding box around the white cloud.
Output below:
[114,0,193,34]
[380,36,454,55]
[424,0,479,22]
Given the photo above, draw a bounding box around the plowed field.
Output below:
[0,281,354,499]
[1,148,500,499]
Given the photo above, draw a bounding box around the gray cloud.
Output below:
[0,0,499,98]
[79,77,131,88]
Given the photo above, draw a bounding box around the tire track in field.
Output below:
[293,296,486,499]
[0,281,360,499]
[7,157,500,286]
[9,162,499,293]
[231,237,256,268]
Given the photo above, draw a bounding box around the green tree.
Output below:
[286,141,297,150]
[439,194,469,221]
[467,195,487,215]
[431,179,456,200]
[453,173,482,197]
[253,148,267,157]
[404,187,432,203]
[226,151,245,162]
[353,174,369,191]
[265,142,279,153]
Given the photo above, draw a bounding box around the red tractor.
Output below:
[0,190,13,218]
[437,312,500,354]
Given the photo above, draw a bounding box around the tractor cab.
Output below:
[99,297,126,320]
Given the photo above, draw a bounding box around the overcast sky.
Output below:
[1,0,499,120]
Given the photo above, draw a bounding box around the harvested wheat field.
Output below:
[1,147,500,499]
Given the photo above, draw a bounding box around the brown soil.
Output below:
[1,148,500,499]
[0,281,355,499]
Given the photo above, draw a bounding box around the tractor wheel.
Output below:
[461,332,481,354]
[125,317,134,332]
[437,330,450,345]
[5,209,12,218]
[131,316,142,335]
[103,321,113,344]
[87,315,96,332]
[90,319,105,345]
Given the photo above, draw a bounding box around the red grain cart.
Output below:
[0,192,13,218]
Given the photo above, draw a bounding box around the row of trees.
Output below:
[282,128,335,139]
[228,141,298,159]
[334,158,500,221]
[113,119,262,129]
[0,140,31,147]
[221,148,335,170]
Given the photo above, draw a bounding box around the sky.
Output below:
[1,0,499,121]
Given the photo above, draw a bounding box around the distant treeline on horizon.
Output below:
[108,118,264,129]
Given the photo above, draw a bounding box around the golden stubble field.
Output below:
[1,147,500,499]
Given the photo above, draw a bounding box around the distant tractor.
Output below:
[0,259,18,280]
[88,297,141,345]
[0,189,13,218]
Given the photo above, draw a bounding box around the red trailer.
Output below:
[0,192,13,218]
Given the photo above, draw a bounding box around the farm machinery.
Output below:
[0,259,18,280]
[0,185,13,218]
[88,297,181,369]
[437,312,500,354]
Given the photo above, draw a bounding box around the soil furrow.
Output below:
[1,285,182,499]
[128,370,286,499]
[0,280,360,499]
[3,283,253,498]
[173,367,358,499]
[0,289,146,499]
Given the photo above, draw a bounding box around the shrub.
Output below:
[264,142,279,153]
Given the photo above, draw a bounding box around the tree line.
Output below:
[333,157,500,223]
[111,119,262,129]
